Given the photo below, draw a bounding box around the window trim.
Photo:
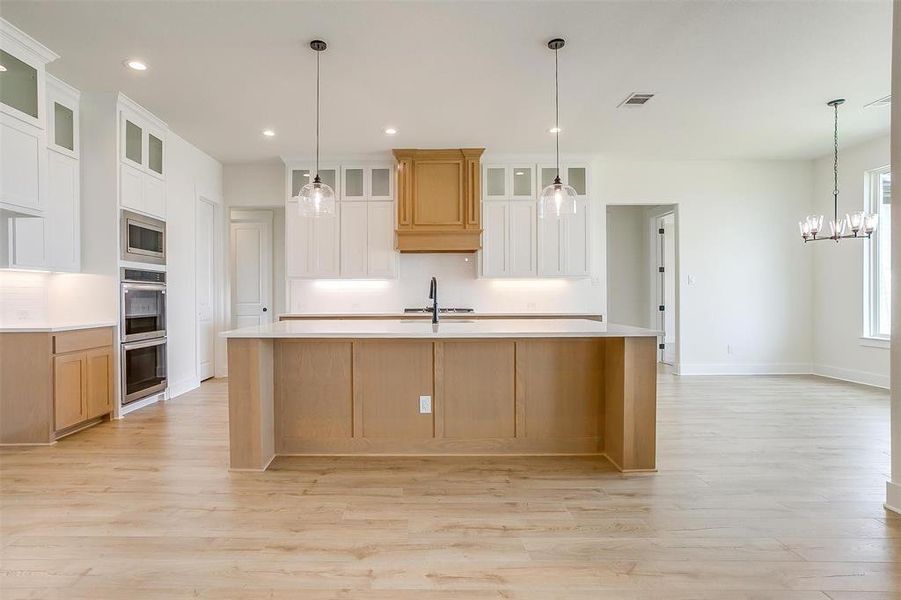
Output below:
[863,165,891,342]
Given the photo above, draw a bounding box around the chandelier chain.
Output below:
[832,101,838,222]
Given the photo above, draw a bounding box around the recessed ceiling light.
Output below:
[124,59,148,71]
[0,65,7,72]
[549,127,562,134]
[384,127,398,135]
[262,129,275,137]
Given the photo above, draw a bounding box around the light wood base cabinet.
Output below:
[0,327,115,445]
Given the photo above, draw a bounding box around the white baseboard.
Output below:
[678,363,812,376]
[811,365,890,389]
[168,377,201,400]
[886,481,901,515]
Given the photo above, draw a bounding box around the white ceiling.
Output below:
[1,1,893,164]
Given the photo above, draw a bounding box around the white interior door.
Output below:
[196,199,216,380]
[230,220,272,329]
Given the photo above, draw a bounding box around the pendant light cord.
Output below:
[554,46,560,179]
[315,49,320,179]
[832,101,838,222]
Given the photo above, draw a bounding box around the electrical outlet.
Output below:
[687,275,696,285]
[419,395,432,414]
[727,344,734,355]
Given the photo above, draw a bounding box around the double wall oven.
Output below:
[121,268,167,405]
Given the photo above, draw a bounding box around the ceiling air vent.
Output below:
[618,93,655,108]
[864,95,891,108]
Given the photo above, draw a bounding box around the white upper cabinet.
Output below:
[482,162,588,279]
[285,161,397,279]
[46,75,78,158]
[0,19,57,217]
[537,200,589,278]
[46,149,79,271]
[117,95,167,218]
[341,165,393,202]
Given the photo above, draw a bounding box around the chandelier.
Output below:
[799,99,878,242]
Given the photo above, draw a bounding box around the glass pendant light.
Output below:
[538,38,577,220]
[295,40,336,217]
[797,99,877,243]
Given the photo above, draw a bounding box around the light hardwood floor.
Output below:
[1,371,898,599]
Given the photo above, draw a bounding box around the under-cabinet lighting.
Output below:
[488,279,568,289]
[124,60,148,71]
[262,129,276,137]
[312,280,391,290]
[384,127,398,135]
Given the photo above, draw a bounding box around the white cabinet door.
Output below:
[10,216,47,268]
[484,165,508,200]
[0,120,42,213]
[121,114,144,171]
[120,163,143,212]
[311,209,339,277]
[564,199,589,277]
[285,206,313,277]
[142,175,166,218]
[481,201,508,277]
[47,151,79,271]
[340,202,368,276]
[537,213,564,277]
[508,202,536,277]
[367,201,396,278]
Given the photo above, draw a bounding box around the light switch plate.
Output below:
[419,395,432,414]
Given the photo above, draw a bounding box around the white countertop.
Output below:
[222,319,659,339]
[279,312,602,319]
[0,321,117,333]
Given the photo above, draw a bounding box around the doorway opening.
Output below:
[605,204,679,368]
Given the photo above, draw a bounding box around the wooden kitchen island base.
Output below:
[226,321,658,473]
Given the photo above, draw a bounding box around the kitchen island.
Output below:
[223,319,659,473]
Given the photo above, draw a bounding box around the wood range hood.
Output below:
[393,148,485,252]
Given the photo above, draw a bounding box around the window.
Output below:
[865,166,891,339]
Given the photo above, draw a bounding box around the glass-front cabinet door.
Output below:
[485,166,507,199]
[0,49,39,122]
[511,166,534,199]
[566,166,587,196]
[46,75,79,157]
[342,167,365,201]
[148,132,164,176]
[370,166,393,201]
[123,118,143,168]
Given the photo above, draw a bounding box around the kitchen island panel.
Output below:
[441,340,515,439]
[275,340,353,446]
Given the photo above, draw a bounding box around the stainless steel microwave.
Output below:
[121,210,166,265]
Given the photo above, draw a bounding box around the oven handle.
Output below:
[122,283,167,292]
[122,337,167,351]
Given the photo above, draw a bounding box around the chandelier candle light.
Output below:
[538,38,578,220]
[799,99,878,242]
[294,40,336,218]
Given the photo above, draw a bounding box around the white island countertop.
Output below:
[222,318,659,339]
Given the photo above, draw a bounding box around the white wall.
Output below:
[223,162,284,207]
[165,132,223,397]
[811,135,891,388]
[597,158,815,375]
[606,205,650,328]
